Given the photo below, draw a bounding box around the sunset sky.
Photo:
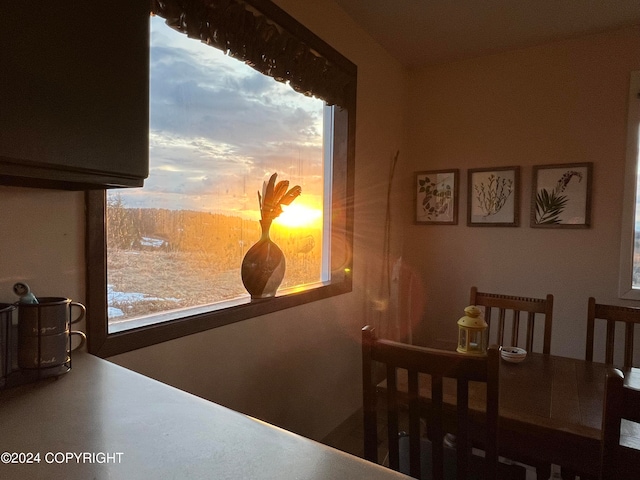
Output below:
[111,15,325,225]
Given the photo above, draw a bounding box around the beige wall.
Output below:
[403,26,640,360]
[0,187,85,306]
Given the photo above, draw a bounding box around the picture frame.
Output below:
[467,166,520,227]
[415,169,459,225]
[530,162,592,228]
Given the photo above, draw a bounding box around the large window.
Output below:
[87,0,356,356]
[106,16,329,332]
[619,71,640,299]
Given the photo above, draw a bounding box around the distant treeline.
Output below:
[107,196,321,268]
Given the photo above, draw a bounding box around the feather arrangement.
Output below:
[258,173,302,221]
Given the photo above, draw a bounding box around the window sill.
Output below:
[88,274,352,358]
[618,286,640,301]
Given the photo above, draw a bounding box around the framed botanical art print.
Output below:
[531,162,592,228]
[415,169,459,224]
[467,166,520,226]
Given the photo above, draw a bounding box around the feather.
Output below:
[280,185,302,205]
[261,179,268,206]
[263,173,278,209]
[273,180,289,204]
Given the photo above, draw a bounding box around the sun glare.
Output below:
[277,204,323,228]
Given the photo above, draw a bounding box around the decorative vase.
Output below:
[241,219,286,299]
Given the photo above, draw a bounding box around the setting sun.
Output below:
[277,204,323,228]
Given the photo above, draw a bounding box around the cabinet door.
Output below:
[0,0,149,189]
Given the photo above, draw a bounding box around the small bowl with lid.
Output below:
[500,346,527,363]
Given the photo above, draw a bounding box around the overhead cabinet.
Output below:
[0,1,149,189]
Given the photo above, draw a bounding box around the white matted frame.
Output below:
[467,166,520,227]
[415,169,459,225]
[530,162,593,228]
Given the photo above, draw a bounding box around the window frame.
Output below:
[85,1,356,357]
[618,70,640,299]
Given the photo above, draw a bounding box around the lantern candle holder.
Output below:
[457,305,488,355]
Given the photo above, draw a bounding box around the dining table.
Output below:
[383,349,640,479]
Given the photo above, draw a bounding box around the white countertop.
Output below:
[0,353,409,479]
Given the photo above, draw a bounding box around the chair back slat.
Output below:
[362,325,504,480]
[408,370,421,478]
[625,323,635,369]
[431,374,445,480]
[485,352,500,480]
[484,307,493,328]
[511,310,520,347]
[605,321,616,365]
[362,327,378,462]
[470,286,553,354]
[386,363,400,470]
[586,297,640,369]
[497,308,505,346]
[526,312,536,353]
[456,380,470,480]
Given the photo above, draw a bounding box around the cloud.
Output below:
[149,19,322,147]
[116,17,325,214]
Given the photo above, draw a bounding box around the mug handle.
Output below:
[69,330,87,351]
[69,302,86,325]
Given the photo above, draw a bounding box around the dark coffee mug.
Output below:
[17,297,85,337]
[17,330,86,370]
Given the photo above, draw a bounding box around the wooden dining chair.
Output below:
[470,286,553,355]
[362,325,526,480]
[600,367,640,480]
[562,299,640,480]
[586,297,640,369]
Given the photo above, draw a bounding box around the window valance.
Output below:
[150,0,356,107]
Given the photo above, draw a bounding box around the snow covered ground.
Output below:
[107,284,179,318]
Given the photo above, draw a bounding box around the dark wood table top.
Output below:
[499,352,604,436]
[387,351,640,477]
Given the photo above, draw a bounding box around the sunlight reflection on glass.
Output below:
[278,204,323,229]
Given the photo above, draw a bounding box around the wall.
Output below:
[403,26,640,360]
[0,187,85,306]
